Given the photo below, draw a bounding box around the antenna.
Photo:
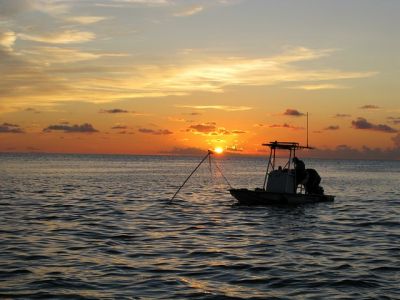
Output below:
[306,112,309,148]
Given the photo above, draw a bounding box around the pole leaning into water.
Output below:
[169,150,213,203]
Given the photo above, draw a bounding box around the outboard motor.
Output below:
[304,169,324,195]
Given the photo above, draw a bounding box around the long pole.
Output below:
[170,150,213,203]
[306,112,309,148]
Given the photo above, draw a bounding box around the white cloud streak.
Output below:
[65,16,110,25]
[174,5,203,17]
[19,30,95,44]
[176,105,252,111]
[0,31,16,51]
[0,47,378,106]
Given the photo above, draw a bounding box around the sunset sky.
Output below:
[1,0,399,158]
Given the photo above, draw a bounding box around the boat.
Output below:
[230,141,335,205]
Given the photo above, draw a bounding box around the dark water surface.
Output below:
[0,153,399,299]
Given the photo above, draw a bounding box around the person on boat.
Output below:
[293,157,306,187]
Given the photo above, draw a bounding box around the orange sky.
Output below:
[1,1,399,159]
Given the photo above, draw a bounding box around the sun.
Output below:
[214,146,224,154]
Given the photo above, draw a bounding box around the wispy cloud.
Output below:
[65,16,110,25]
[100,108,129,114]
[177,105,252,111]
[0,31,16,51]
[21,47,125,64]
[138,128,173,135]
[359,104,380,109]
[24,107,41,113]
[311,144,400,160]
[174,5,203,17]
[324,125,340,130]
[111,125,128,129]
[43,123,98,133]
[269,123,303,130]
[351,118,397,133]
[0,46,378,106]
[19,30,95,44]
[334,113,351,118]
[291,84,346,90]
[94,0,171,8]
[187,123,246,136]
[388,116,400,125]
[188,123,217,133]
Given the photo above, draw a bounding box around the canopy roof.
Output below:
[262,141,313,150]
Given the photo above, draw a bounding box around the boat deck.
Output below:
[230,188,335,205]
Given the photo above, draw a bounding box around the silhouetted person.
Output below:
[293,157,306,188]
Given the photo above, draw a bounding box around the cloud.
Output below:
[187,123,246,136]
[43,123,98,133]
[177,105,252,111]
[334,113,351,118]
[188,123,216,133]
[161,147,206,156]
[138,128,173,135]
[174,5,203,17]
[0,31,17,51]
[283,109,305,117]
[19,30,95,44]
[324,125,340,130]
[116,130,134,134]
[65,16,110,25]
[351,118,397,133]
[231,130,246,134]
[148,47,376,98]
[360,105,380,109]
[291,84,346,90]
[168,117,187,122]
[388,116,400,125]
[0,122,24,133]
[100,108,129,114]
[269,123,303,130]
[24,107,40,113]
[97,0,170,6]
[34,0,69,15]
[226,145,243,152]
[111,125,127,129]
[0,47,377,107]
[21,47,125,64]
[311,144,400,160]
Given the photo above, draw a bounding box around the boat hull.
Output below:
[230,188,335,205]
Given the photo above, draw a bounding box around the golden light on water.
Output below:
[214,147,224,154]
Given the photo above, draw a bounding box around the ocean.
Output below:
[0,153,399,299]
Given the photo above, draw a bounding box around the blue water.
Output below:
[0,153,399,299]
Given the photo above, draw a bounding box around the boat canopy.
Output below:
[262,141,313,191]
[262,141,313,150]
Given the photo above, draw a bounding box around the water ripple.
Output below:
[0,154,399,299]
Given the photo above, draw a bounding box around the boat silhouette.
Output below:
[230,141,335,205]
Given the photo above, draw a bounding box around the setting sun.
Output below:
[214,147,224,154]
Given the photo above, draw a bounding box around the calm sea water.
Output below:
[0,153,399,299]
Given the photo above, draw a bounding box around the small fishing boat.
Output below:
[230,141,335,205]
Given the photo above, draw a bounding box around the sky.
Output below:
[0,0,399,159]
